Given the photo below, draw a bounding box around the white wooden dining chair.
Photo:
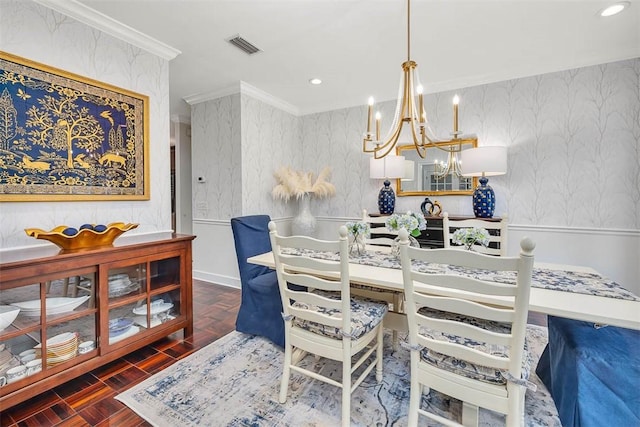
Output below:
[268,221,388,427]
[398,228,535,427]
[442,212,508,256]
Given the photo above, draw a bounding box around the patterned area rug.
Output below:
[116,327,560,426]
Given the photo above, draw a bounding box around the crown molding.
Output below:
[33,0,181,60]
[239,82,300,116]
[184,81,300,116]
[183,83,242,106]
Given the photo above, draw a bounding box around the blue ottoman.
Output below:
[536,316,640,427]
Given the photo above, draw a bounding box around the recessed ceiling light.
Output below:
[600,2,629,17]
[309,78,322,85]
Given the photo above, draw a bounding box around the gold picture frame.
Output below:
[0,51,150,201]
[396,138,478,196]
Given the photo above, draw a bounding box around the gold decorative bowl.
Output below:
[25,222,139,251]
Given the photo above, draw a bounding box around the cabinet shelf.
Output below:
[0,234,195,408]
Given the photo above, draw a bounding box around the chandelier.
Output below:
[362,0,472,160]
[434,150,463,178]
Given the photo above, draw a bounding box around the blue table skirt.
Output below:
[536,316,640,427]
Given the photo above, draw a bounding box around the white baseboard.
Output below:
[193,270,240,289]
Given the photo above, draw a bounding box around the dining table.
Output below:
[248,247,640,331]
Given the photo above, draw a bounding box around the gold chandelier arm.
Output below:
[372,120,403,158]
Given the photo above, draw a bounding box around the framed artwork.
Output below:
[0,51,150,201]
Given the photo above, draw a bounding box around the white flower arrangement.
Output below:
[385,211,427,237]
[452,227,490,250]
[345,221,370,238]
[272,166,336,201]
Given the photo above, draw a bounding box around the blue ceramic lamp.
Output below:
[370,155,405,214]
[460,146,507,218]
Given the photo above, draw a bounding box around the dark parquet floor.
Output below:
[0,281,547,426]
[0,281,241,427]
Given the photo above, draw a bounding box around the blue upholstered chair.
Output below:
[536,316,640,427]
[231,215,284,347]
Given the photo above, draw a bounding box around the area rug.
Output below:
[116,326,560,426]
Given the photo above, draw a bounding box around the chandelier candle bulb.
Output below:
[417,85,424,123]
[375,112,381,140]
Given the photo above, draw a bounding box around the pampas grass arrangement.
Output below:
[272,166,336,201]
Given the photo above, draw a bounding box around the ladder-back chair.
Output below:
[269,221,388,427]
[399,228,535,426]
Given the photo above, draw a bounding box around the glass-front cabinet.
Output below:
[0,234,194,408]
[104,255,183,347]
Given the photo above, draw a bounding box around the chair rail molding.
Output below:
[509,223,639,237]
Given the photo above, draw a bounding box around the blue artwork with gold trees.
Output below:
[0,51,149,201]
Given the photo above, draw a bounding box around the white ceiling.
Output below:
[65,0,639,120]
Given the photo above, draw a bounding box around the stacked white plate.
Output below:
[35,332,78,366]
[108,273,139,298]
[109,325,140,344]
[109,318,134,337]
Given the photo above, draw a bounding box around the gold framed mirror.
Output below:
[396,138,478,196]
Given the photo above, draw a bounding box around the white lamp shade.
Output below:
[460,146,507,177]
[370,155,406,179]
[402,160,415,181]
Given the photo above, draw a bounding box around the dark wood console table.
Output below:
[417,215,503,249]
[368,213,503,249]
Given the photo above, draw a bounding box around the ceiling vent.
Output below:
[227,34,262,55]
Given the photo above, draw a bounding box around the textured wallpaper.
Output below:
[192,93,301,220]
[191,94,242,220]
[303,59,640,229]
[240,93,302,218]
[0,0,172,249]
[192,58,639,231]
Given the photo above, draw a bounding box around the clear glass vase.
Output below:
[291,192,317,236]
[391,234,420,257]
[349,232,366,256]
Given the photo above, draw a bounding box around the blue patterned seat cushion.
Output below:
[416,307,533,385]
[351,283,403,294]
[291,293,388,340]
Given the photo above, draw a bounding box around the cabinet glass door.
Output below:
[104,252,184,345]
[1,272,95,389]
[106,263,146,344]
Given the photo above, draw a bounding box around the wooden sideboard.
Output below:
[0,234,195,408]
[416,215,504,249]
[369,214,504,249]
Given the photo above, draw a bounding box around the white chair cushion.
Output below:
[416,307,533,385]
[292,294,388,340]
